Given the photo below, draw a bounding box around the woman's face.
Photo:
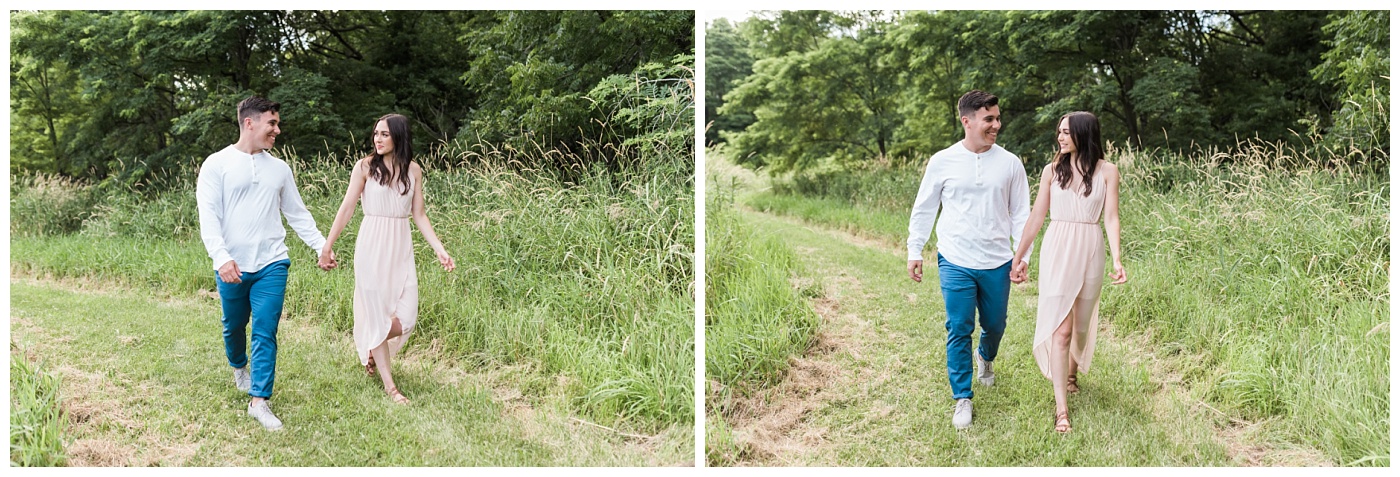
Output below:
[373,120,394,156]
[1057,117,1076,155]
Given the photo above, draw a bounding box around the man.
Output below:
[196,96,335,431]
[906,90,1031,430]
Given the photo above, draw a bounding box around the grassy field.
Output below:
[9,277,692,465]
[704,157,823,464]
[706,141,1388,466]
[9,143,694,465]
[11,339,66,466]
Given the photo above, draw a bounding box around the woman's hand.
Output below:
[436,249,456,272]
[1109,261,1127,285]
[1010,259,1029,283]
[318,246,338,271]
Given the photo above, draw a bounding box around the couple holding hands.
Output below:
[196,96,455,430]
[907,90,1129,434]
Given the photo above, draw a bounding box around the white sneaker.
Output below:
[233,366,251,393]
[952,398,973,429]
[247,401,283,431]
[975,353,995,386]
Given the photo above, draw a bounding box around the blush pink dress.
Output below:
[1032,168,1106,379]
[353,173,418,365]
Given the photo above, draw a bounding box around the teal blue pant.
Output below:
[937,254,1010,400]
[215,259,289,399]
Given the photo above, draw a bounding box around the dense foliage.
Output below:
[10,10,694,185]
[707,10,1388,172]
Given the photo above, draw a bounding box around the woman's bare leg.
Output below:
[1051,309,1076,430]
[386,316,403,340]
[372,317,408,404]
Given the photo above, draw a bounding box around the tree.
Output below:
[704,18,753,146]
[722,11,904,171]
[1310,10,1389,162]
[9,10,696,185]
[458,10,694,167]
[719,10,1361,174]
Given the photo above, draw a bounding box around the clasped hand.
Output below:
[318,247,338,270]
[1010,259,1029,283]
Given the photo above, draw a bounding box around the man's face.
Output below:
[962,105,1001,148]
[244,111,281,151]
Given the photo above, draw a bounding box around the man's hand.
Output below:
[1010,259,1029,283]
[908,260,923,283]
[318,247,338,271]
[218,260,243,284]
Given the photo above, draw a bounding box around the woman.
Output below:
[320,113,455,405]
[1011,111,1127,433]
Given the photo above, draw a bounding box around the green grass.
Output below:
[1103,146,1388,466]
[705,181,820,388]
[715,139,1389,466]
[747,193,908,245]
[725,209,1233,465]
[10,344,67,466]
[703,156,821,465]
[10,143,694,438]
[8,278,692,466]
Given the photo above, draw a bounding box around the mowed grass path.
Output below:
[9,275,690,466]
[722,208,1254,466]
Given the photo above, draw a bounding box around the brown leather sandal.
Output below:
[386,386,410,405]
[1054,409,1072,433]
[1067,370,1080,394]
[365,356,377,376]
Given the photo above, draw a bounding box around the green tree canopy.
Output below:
[10,10,695,185]
[712,10,1385,173]
[703,18,753,146]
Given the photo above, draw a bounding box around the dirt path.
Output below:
[9,274,692,466]
[721,207,1323,466]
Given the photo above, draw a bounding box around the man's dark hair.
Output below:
[957,90,998,118]
[237,96,280,125]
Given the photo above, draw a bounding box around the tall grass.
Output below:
[10,347,66,466]
[703,156,822,465]
[10,140,693,433]
[705,179,820,389]
[735,139,1389,466]
[8,174,99,237]
[748,159,920,243]
[1104,143,1388,466]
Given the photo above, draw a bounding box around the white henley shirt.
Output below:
[196,145,327,273]
[907,141,1032,269]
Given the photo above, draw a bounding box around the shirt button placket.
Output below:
[975,153,984,186]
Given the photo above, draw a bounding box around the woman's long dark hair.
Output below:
[1054,111,1104,197]
[368,113,413,195]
